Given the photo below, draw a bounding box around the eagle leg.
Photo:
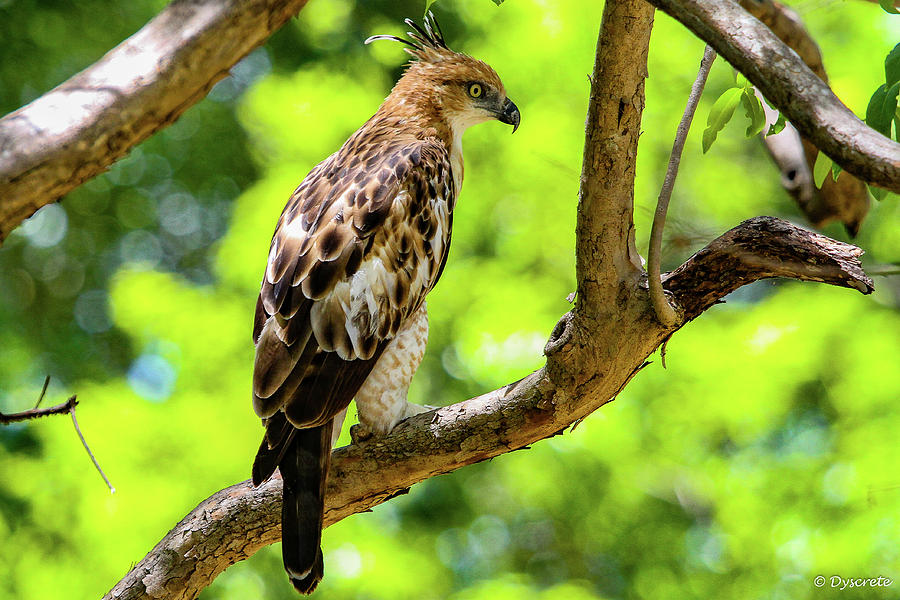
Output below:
[354,303,436,441]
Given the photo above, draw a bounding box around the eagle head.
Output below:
[366,12,520,137]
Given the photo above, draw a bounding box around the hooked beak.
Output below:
[498,98,520,133]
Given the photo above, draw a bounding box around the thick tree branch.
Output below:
[104,216,872,600]
[740,0,827,80]
[104,372,557,600]
[0,0,310,243]
[575,0,655,311]
[665,216,874,320]
[645,0,900,193]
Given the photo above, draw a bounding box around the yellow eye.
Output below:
[468,83,483,98]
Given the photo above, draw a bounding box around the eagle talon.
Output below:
[350,423,374,444]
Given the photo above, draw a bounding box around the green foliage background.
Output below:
[1,1,898,599]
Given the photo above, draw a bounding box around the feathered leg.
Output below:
[355,303,433,438]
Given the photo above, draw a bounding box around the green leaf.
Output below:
[869,184,889,201]
[741,90,766,138]
[831,161,843,182]
[702,87,743,153]
[425,0,438,13]
[491,0,505,4]
[735,71,751,90]
[879,0,899,14]
[866,83,887,129]
[886,43,900,86]
[882,81,900,136]
[701,129,716,154]
[813,152,832,188]
[865,83,900,137]
[766,112,787,136]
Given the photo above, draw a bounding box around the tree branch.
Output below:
[739,0,828,80]
[645,0,900,193]
[104,215,873,599]
[0,0,310,243]
[648,45,717,328]
[664,216,874,321]
[575,0,655,312]
[0,396,78,424]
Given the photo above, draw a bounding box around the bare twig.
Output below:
[867,484,900,506]
[1,383,115,491]
[867,265,900,276]
[648,45,716,328]
[33,375,51,409]
[68,400,116,493]
[0,395,78,424]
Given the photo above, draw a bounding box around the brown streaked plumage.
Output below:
[250,13,519,594]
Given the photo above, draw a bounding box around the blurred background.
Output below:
[1,0,898,598]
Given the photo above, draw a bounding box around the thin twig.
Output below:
[1,386,117,492]
[648,45,717,328]
[867,265,900,277]
[68,399,116,493]
[0,396,78,424]
[34,375,51,409]
[867,484,900,506]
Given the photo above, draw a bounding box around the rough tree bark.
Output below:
[0,0,310,243]
[95,1,877,599]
